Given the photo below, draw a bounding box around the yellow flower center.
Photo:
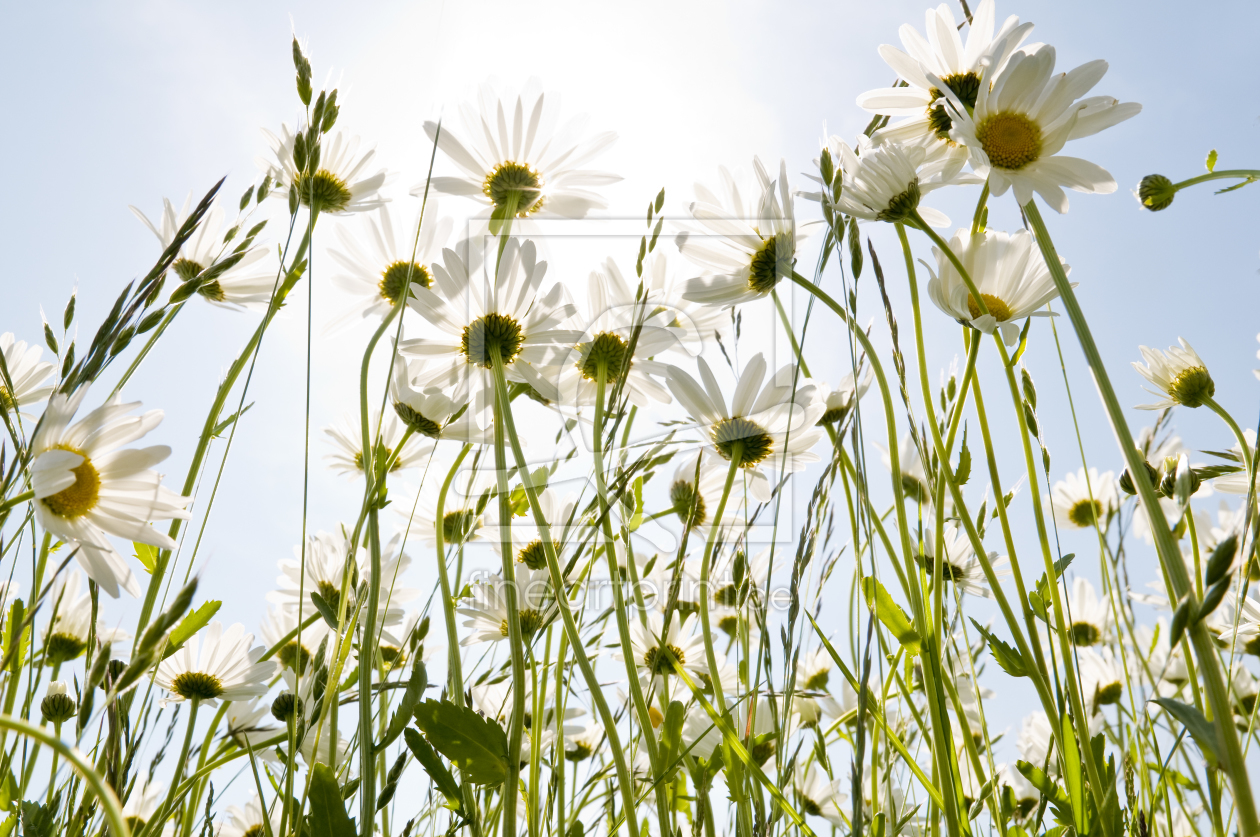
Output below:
[295,169,354,213]
[0,387,16,413]
[643,644,685,676]
[1068,498,1103,528]
[517,539,549,571]
[483,161,545,216]
[42,446,101,519]
[1167,365,1214,408]
[171,670,225,701]
[966,293,1013,322]
[976,111,1043,170]
[578,332,631,383]
[461,313,525,368]
[501,608,545,639]
[379,261,432,305]
[712,417,774,467]
[748,234,792,294]
[443,510,477,543]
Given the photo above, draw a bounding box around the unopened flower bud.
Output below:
[271,691,301,722]
[1138,175,1175,211]
[1118,460,1159,495]
[41,681,76,724]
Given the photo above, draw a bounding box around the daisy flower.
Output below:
[1212,429,1257,495]
[666,353,825,504]
[131,196,276,308]
[224,698,280,758]
[0,332,54,417]
[267,531,414,627]
[376,610,434,671]
[640,251,732,360]
[1066,577,1111,646]
[1132,338,1214,409]
[399,238,581,400]
[818,364,873,426]
[1002,764,1040,820]
[484,488,580,573]
[1231,665,1258,719]
[674,157,797,307]
[683,695,783,763]
[621,611,709,692]
[259,605,328,675]
[1050,467,1118,530]
[1133,619,1189,691]
[30,387,190,598]
[471,679,583,738]
[122,780,165,832]
[793,646,845,726]
[877,432,931,505]
[1131,494,1184,546]
[390,357,492,445]
[1078,646,1124,708]
[795,763,848,827]
[216,795,281,837]
[155,621,277,705]
[323,409,433,478]
[564,721,604,762]
[40,680,76,723]
[916,524,1008,598]
[926,228,1070,345]
[666,449,747,531]
[261,126,388,215]
[43,571,129,665]
[394,464,494,547]
[457,565,556,646]
[419,79,620,221]
[939,45,1141,212]
[808,134,959,226]
[856,0,1033,178]
[710,545,773,609]
[1216,593,1260,657]
[327,204,453,323]
[301,717,352,770]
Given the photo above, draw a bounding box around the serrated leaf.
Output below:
[308,763,357,837]
[413,698,509,786]
[1152,697,1220,766]
[1206,149,1218,172]
[861,577,921,655]
[404,727,463,809]
[163,601,222,659]
[970,618,1027,678]
[19,802,54,837]
[379,662,427,751]
[133,542,158,573]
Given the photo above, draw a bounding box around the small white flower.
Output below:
[917,524,1009,599]
[261,126,389,215]
[1132,338,1214,410]
[216,795,281,837]
[457,566,556,646]
[1216,593,1260,657]
[155,621,277,704]
[1079,646,1124,709]
[30,386,191,598]
[564,721,604,762]
[792,646,844,726]
[484,488,580,574]
[795,763,848,826]
[0,332,55,417]
[664,449,747,532]
[1211,428,1256,496]
[390,357,492,445]
[817,365,873,426]
[1065,577,1111,646]
[395,467,493,548]
[323,409,433,478]
[807,134,960,226]
[683,695,785,763]
[224,698,280,760]
[42,571,130,665]
[259,605,328,675]
[621,611,709,693]
[1132,619,1189,692]
[1050,467,1118,530]
[122,779,165,830]
[267,531,415,627]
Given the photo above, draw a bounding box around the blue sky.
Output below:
[2,0,1258,777]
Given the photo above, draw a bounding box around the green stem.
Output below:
[0,491,33,515]
[1170,169,1260,191]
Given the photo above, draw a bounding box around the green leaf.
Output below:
[969,618,1027,678]
[310,591,340,630]
[1059,711,1085,832]
[954,426,971,486]
[379,662,428,751]
[659,700,686,769]
[1006,318,1033,368]
[1015,761,1072,823]
[308,763,357,837]
[1206,149,1218,172]
[404,727,462,809]
[0,813,14,837]
[1152,697,1220,766]
[861,577,921,655]
[162,601,222,660]
[412,698,509,786]
[133,543,158,573]
[628,476,645,532]
[211,403,253,438]
[19,801,54,837]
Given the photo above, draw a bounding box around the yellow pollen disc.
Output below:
[975,111,1043,170]
[966,293,1013,322]
[42,446,101,519]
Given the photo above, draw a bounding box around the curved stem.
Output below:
[1171,169,1260,191]
[434,444,472,705]
[0,491,33,515]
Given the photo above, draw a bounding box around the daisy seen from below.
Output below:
[327,203,453,323]
[1216,593,1260,657]
[391,357,492,445]
[916,523,1009,599]
[818,364,873,426]
[622,611,709,693]
[1132,338,1215,409]
[926,228,1069,345]
[216,795,281,837]
[323,408,433,478]
[260,605,328,674]
[666,353,824,504]
[399,238,580,401]
[857,0,1033,178]
[420,78,620,222]
[565,721,604,762]
[793,646,844,726]
[666,449,747,531]
[30,387,191,598]
[674,157,797,307]
[1079,646,1124,708]
[267,530,414,627]
[1050,467,1118,530]
[1066,577,1111,646]
[261,125,388,215]
[131,196,276,308]
[1212,428,1257,495]
[807,133,959,226]
[483,488,580,574]
[225,699,280,758]
[0,332,54,417]
[640,251,732,360]
[939,44,1141,212]
[122,780,165,833]
[43,571,129,666]
[457,564,556,646]
[155,621,277,704]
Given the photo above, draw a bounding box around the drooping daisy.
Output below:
[1065,577,1111,646]
[327,204,454,323]
[42,571,129,666]
[792,646,844,726]
[131,196,276,308]
[674,158,797,307]
[666,353,825,504]
[926,228,1070,345]
[155,621,277,705]
[216,795,281,837]
[858,1,1033,174]
[666,448,747,531]
[390,357,492,445]
[259,605,328,675]
[457,565,556,646]
[30,388,191,598]
[807,134,958,226]
[1078,646,1124,709]
[1132,339,1214,410]
[1050,467,1118,530]
[0,332,55,417]
[939,45,1141,212]
[399,238,580,399]
[916,524,1009,599]
[420,79,620,220]
[261,126,389,215]
[621,611,709,692]
[817,365,873,426]
[323,409,433,478]
[795,763,848,827]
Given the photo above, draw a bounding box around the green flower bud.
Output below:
[1138,174,1175,211]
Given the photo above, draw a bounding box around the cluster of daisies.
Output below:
[1,1,1256,835]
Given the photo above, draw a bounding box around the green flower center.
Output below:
[295,169,353,213]
[800,797,824,817]
[171,670,225,701]
[748,234,792,294]
[243,826,266,837]
[926,70,982,141]
[712,417,774,467]
[966,292,1013,323]
[819,404,848,425]
[1068,498,1103,528]
[579,332,631,383]
[379,261,431,306]
[1070,622,1101,646]
[670,480,707,527]
[502,608,545,639]
[1167,365,1214,408]
[126,818,147,833]
[566,741,594,762]
[317,580,343,614]
[717,613,739,636]
[0,387,15,413]
[976,111,1043,170]
[1094,681,1123,706]
[42,446,101,519]
[714,583,740,607]
[642,644,685,676]
[517,539,549,571]
[483,161,544,216]
[45,632,85,666]
[394,401,444,439]
[804,669,830,691]
[916,552,966,583]
[172,257,205,282]
[1243,635,1260,657]
[750,739,776,766]
[875,178,921,223]
[278,641,312,674]
[379,644,404,669]
[199,280,226,302]
[461,313,525,368]
[352,440,401,474]
[443,510,477,543]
